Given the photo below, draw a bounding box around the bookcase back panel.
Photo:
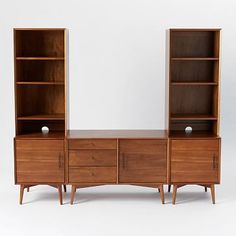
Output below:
[15,30,64,57]
[171,31,218,58]
[171,60,216,82]
[16,60,64,82]
[170,86,214,115]
[17,86,65,116]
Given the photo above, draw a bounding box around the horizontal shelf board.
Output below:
[171,57,219,61]
[16,82,64,85]
[17,114,65,120]
[171,82,218,86]
[170,114,218,121]
[16,57,64,61]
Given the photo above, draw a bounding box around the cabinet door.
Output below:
[15,139,65,183]
[171,139,220,183]
[119,140,167,183]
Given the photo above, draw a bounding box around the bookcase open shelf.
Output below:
[14,29,67,136]
[169,29,220,136]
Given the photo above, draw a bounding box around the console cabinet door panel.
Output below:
[119,140,167,183]
[15,139,65,183]
[171,139,220,183]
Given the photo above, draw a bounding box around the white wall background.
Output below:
[0,1,236,235]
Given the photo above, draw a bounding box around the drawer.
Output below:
[68,139,117,150]
[69,150,117,167]
[69,167,117,183]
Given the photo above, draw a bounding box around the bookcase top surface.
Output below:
[14,28,66,31]
[169,28,221,31]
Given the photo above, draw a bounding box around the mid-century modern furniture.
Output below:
[168,29,221,204]
[14,28,68,204]
[68,130,167,204]
[13,28,221,205]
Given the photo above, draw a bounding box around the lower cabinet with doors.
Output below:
[14,131,221,205]
[14,138,66,204]
[170,138,221,204]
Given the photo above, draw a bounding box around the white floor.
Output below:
[0,141,235,236]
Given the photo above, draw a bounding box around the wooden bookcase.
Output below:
[13,28,222,205]
[14,29,67,137]
[169,29,220,137]
[14,29,67,204]
[168,29,221,204]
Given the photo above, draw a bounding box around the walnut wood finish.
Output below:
[119,139,167,183]
[15,139,65,183]
[70,183,165,205]
[69,167,117,183]
[68,139,117,150]
[172,184,216,204]
[170,139,220,183]
[169,29,221,136]
[19,184,64,205]
[13,28,222,205]
[14,28,67,136]
[14,28,67,204]
[68,133,168,204]
[69,150,117,167]
[169,29,221,204]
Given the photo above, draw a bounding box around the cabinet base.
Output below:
[19,184,67,205]
[172,184,216,204]
[70,184,165,205]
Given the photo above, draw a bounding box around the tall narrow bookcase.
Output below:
[14,29,67,136]
[169,29,220,136]
[168,29,221,204]
[14,29,67,204]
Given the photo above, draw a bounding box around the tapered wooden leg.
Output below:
[20,185,25,205]
[159,185,165,204]
[58,185,63,205]
[70,186,77,205]
[210,184,215,204]
[205,187,207,192]
[168,185,171,192]
[63,185,67,193]
[172,185,178,204]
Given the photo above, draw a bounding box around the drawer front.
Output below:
[16,139,64,152]
[15,139,64,183]
[69,150,117,167]
[68,139,117,150]
[69,167,117,183]
[119,139,167,183]
[171,139,220,183]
